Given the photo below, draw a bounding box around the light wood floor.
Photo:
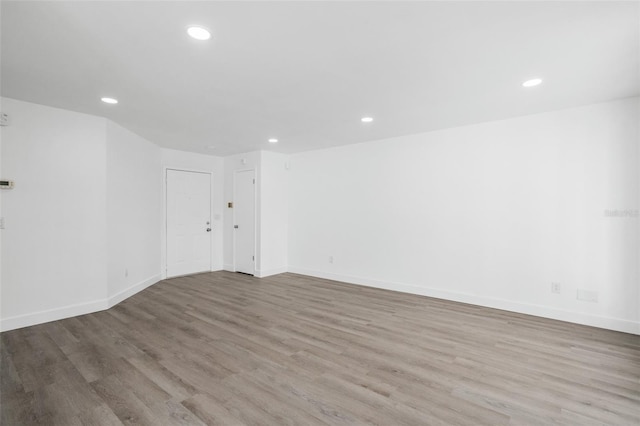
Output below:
[1,272,639,425]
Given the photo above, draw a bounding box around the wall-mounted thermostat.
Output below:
[0,113,10,126]
[0,180,15,189]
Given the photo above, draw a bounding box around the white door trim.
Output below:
[163,167,215,279]
[233,168,257,275]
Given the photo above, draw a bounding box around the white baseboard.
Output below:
[255,266,288,278]
[0,299,109,332]
[107,274,162,307]
[288,267,640,335]
[1,274,162,333]
[5,268,637,336]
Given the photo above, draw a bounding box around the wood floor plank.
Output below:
[181,393,243,426]
[2,271,639,425]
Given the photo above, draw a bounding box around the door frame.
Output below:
[162,167,215,279]
[232,168,257,275]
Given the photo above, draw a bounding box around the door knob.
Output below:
[234,225,239,229]
[206,228,211,232]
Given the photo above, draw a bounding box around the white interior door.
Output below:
[166,169,212,277]
[234,170,255,275]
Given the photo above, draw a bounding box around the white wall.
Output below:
[1,96,636,335]
[107,121,162,304]
[0,99,4,323]
[289,97,640,334]
[0,98,165,331]
[161,148,224,275]
[222,151,290,278]
[258,151,289,277]
[637,101,640,329]
[0,98,109,330]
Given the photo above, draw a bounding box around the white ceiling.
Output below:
[2,1,638,156]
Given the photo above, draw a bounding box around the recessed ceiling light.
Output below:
[268,138,278,143]
[187,26,211,41]
[361,117,374,123]
[101,97,118,104]
[522,78,542,88]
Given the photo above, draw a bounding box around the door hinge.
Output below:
[252,255,255,261]
[253,178,255,184]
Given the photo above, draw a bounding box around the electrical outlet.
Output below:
[551,282,561,294]
[577,289,598,303]
[328,256,334,264]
